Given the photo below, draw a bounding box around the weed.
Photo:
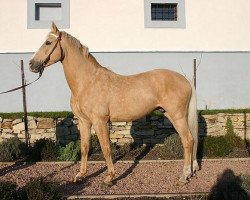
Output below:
[0,137,27,161]
[58,140,80,161]
[163,134,183,158]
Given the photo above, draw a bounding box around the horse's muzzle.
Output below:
[29,60,43,73]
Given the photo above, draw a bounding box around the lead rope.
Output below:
[0,70,43,95]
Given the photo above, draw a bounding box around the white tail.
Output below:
[187,82,198,161]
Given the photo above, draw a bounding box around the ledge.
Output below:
[0,157,249,165]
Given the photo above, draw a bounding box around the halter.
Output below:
[41,32,62,68]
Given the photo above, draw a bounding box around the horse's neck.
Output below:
[61,43,98,96]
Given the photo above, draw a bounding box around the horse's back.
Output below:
[118,68,191,96]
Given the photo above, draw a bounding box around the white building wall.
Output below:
[0,1,249,112]
[0,0,250,52]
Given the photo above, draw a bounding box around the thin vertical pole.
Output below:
[21,60,29,147]
[243,111,247,143]
[193,59,197,89]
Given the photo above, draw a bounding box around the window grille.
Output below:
[151,3,177,21]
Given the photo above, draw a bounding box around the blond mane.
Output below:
[61,31,112,72]
[61,31,89,56]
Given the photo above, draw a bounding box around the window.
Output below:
[28,0,70,29]
[144,0,185,28]
[35,3,62,21]
[151,3,177,21]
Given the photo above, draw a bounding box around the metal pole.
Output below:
[193,59,197,89]
[21,60,29,147]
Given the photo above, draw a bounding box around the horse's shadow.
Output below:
[112,144,154,185]
[0,162,35,177]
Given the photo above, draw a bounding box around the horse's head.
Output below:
[29,22,63,73]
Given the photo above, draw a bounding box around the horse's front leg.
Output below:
[74,120,92,182]
[93,120,115,186]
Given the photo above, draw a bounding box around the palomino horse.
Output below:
[29,23,199,186]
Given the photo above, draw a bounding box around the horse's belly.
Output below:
[109,98,158,122]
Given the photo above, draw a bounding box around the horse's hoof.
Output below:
[101,181,113,188]
[192,168,199,177]
[73,173,84,183]
[192,170,198,177]
[187,173,192,179]
[176,179,189,187]
[177,176,189,187]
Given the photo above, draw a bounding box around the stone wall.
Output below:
[0,113,249,145]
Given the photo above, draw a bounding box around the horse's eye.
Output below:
[45,41,51,45]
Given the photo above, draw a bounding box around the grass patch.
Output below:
[199,136,233,158]
[1,109,249,120]
[151,110,164,117]
[0,111,73,120]
[24,177,65,200]
[0,181,19,200]
[199,109,250,115]
[150,109,250,117]
[0,178,65,200]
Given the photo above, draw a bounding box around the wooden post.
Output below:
[21,60,30,147]
[193,59,197,89]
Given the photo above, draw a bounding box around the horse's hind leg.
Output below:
[164,112,194,185]
[93,120,115,186]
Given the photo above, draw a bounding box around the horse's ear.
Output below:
[51,22,59,34]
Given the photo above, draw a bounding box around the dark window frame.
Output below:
[151,3,178,21]
[35,3,62,21]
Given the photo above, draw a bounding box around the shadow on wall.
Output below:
[130,114,174,146]
[208,169,250,200]
[197,114,207,160]
[55,117,80,146]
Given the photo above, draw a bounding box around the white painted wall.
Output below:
[0,0,250,52]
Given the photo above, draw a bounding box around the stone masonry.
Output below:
[0,113,249,145]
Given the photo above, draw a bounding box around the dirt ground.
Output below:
[0,159,249,199]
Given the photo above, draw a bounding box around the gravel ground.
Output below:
[0,159,249,197]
